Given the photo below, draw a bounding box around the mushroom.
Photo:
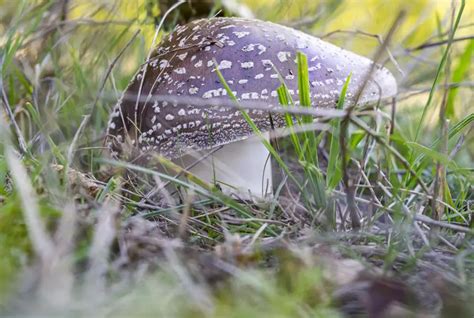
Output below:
[106,18,397,197]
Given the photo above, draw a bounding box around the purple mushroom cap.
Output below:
[106,17,397,159]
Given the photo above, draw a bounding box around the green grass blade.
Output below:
[414,0,466,141]
[405,142,457,169]
[327,74,351,189]
[103,158,278,236]
[213,59,302,191]
[406,113,474,188]
[446,40,473,119]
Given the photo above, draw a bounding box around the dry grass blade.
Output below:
[333,190,473,234]
[118,92,350,118]
[84,197,120,295]
[4,146,77,310]
[162,246,214,313]
[349,115,430,194]
[89,30,141,122]
[67,114,90,168]
[5,146,55,261]
[409,35,474,51]
[53,202,77,260]
[1,84,28,155]
[133,0,186,125]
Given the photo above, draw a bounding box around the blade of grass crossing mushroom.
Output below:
[276,82,328,210]
[327,74,352,189]
[277,84,304,159]
[296,51,326,208]
[154,155,221,192]
[296,52,316,146]
[276,59,324,208]
[213,59,303,192]
[276,82,327,210]
[296,52,318,162]
[276,56,310,163]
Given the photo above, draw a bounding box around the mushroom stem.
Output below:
[176,133,273,199]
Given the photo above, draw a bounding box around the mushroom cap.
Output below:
[106,17,397,159]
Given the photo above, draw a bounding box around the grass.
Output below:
[0,0,473,317]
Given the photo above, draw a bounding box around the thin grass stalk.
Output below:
[414,0,466,141]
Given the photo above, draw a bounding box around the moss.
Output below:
[0,196,31,306]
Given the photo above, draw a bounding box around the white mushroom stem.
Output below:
[176,133,273,199]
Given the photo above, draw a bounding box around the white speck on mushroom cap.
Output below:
[106,17,398,159]
[233,31,250,38]
[241,61,254,69]
[177,52,188,61]
[217,60,232,69]
[173,67,186,74]
[277,51,291,62]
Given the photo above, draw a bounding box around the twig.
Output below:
[389,97,396,137]
[285,14,321,28]
[350,115,430,194]
[89,29,141,123]
[21,18,135,48]
[350,183,467,223]
[333,190,473,234]
[134,0,186,127]
[408,35,474,51]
